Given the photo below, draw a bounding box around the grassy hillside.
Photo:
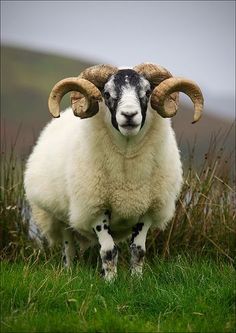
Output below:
[1,45,94,155]
[1,45,93,119]
[1,45,234,163]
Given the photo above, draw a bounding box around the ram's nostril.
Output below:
[121,111,138,119]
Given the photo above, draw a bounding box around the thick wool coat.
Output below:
[24,104,183,244]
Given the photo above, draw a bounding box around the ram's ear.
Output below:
[70,91,88,118]
[70,91,85,113]
[70,91,99,118]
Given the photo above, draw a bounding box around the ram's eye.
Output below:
[146,90,151,98]
[104,91,110,99]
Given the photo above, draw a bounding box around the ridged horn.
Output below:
[70,64,118,116]
[134,62,179,120]
[151,77,204,123]
[133,63,172,87]
[48,77,102,118]
[78,64,118,88]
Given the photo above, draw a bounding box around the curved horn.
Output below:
[79,64,118,88]
[70,64,118,116]
[134,63,203,123]
[48,77,102,118]
[133,63,172,86]
[134,63,179,118]
[151,77,204,123]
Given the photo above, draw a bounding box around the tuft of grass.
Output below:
[0,127,28,260]
[1,256,235,333]
[155,128,236,262]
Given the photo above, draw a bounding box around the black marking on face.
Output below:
[104,224,108,230]
[103,69,151,132]
[139,93,150,128]
[63,255,67,264]
[96,225,102,232]
[64,241,68,245]
[103,85,119,130]
[103,219,107,223]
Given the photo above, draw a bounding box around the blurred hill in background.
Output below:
[1,45,234,167]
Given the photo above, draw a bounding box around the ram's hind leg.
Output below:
[130,218,151,276]
[31,205,76,268]
[31,205,62,247]
[92,211,118,282]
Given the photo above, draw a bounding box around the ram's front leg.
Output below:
[92,211,118,282]
[62,227,76,268]
[130,218,151,276]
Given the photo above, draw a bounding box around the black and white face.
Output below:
[103,69,151,137]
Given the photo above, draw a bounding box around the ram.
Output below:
[24,63,204,281]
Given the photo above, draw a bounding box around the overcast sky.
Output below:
[1,1,235,119]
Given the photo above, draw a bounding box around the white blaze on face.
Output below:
[116,85,143,137]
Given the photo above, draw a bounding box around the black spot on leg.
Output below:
[137,223,144,231]
[113,244,118,257]
[130,233,134,244]
[103,245,118,261]
[130,230,139,244]
[65,241,68,244]
[130,235,134,245]
[105,250,113,261]
[63,255,67,264]
[130,223,144,244]
[105,210,111,219]
[96,225,102,232]
[130,243,145,263]
[137,248,145,260]
[101,268,105,277]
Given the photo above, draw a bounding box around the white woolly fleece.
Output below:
[24,103,183,243]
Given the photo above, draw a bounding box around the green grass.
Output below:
[1,257,235,333]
